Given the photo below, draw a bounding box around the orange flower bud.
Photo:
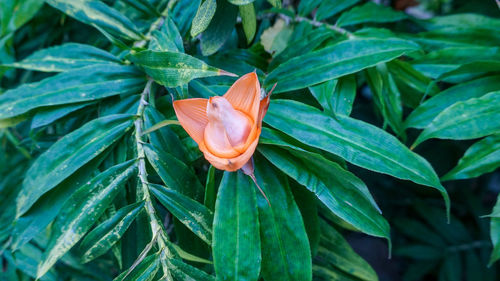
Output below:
[173,72,270,172]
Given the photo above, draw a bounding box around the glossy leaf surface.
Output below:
[264,99,449,212]
[37,160,137,278]
[213,171,261,281]
[265,38,420,93]
[17,114,134,217]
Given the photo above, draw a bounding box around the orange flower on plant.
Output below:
[173,72,271,175]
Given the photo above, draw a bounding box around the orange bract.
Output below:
[173,72,270,171]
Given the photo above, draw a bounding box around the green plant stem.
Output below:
[446,240,490,253]
[134,79,173,280]
[277,13,355,38]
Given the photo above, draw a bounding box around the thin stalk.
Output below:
[278,14,355,38]
[134,79,173,280]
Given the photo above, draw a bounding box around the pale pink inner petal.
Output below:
[204,96,252,157]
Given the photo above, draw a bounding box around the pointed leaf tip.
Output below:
[218,69,238,77]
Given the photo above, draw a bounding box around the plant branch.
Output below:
[276,13,355,38]
[134,79,173,280]
[446,240,490,253]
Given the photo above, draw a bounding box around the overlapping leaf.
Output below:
[80,201,145,263]
[46,0,143,41]
[442,135,500,181]
[412,91,500,148]
[405,75,500,129]
[17,114,134,217]
[190,0,217,37]
[0,65,145,119]
[37,160,137,278]
[128,50,234,88]
[336,2,407,27]
[143,144,204,200]
[264,100,449,213]
[150,184,213,245]
[314,220,379,281]
[213,171,261,281]
[259,145,388,241]
[265,38,420,93]
[315,0,360,21]
[4,43,121,72]
[254,156,312,281]
[200,0,238,56]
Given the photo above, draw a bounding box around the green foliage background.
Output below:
[1,0,500,280]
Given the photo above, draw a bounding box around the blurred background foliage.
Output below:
[1,0,500,281]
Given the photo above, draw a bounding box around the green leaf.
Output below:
[31,102,95,130]
[0,0,44,35]
[80,201,145,263]
[264,100,449,213]
[315,0,360,21]
[31,102,94,129]
[411,27,500,50]
[144,106,187,163]
[269,27,333,71]
[37,160,137,278]
[298,0,322,16]
[395,245,442,260]
[204,165,217,211]
[4,243,58,281]
[403,262,439,281]
[171,0,200,37]
[144,144,204,200]
[260,19,293,56]
[267,0,281,8]
[489,195,500,265]
[200,0,238,56]
[150,184,213,245]
[265,38,420,93]
[0,65,145,119]
[439,254,462,281]
[437,60,500,83]
[309,75,356,117]
[421,13,500,31]
[412,91,500,148]
[405,75,500,129]
[411,46,500,80]
[128,50,234,88]
[259,145,389,241]
[239,3,256,44]
[3,43,121,72]
[336,2,407,27]
[121,0,159,16]
[213,171,261,281]
[151,16,184,52]
[315,220,379,281]
[254,155,312,281]
[387,59,438,108]
[17,114,134,217]
[11,152,109,250]
[114,253,160,281]
[167,258,215,281]
[190,0,217,37]
[365,64,405,137]
[393,218,446,248]
[442,134,500,181]
[290,182,320,257]
[46,0,143,41]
